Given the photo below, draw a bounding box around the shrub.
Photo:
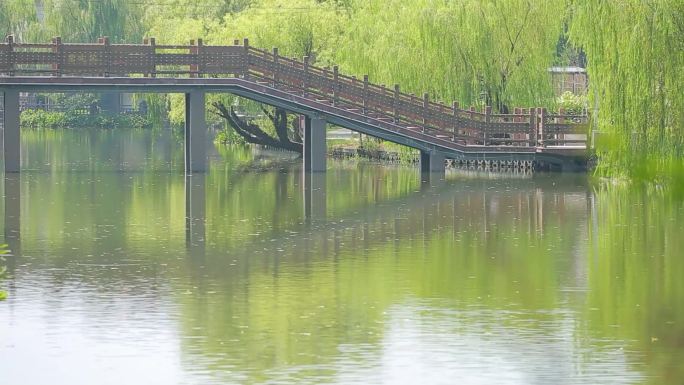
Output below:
[21,110,152,129]
[21,109,68,128]
[556,91,587,115]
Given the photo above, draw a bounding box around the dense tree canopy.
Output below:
[335,0,565,112]
[569,0,684,179]
[1,0,144,42]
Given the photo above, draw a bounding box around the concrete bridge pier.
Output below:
[420,150,445,182]
[303,116,326,172]
[2,89,21,173]
[184,91,207,173]
[303,115,327,221]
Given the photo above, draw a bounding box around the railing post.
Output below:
[393,84,400,123]
[51,36,62,76]
[558,107,565,145]
[528,108,536,147]
[322,67,330,100]
[438,101,445,132]
[150,37,156,78]
[243,38,250,80]
[484,106,491,146]
[5,35,14,76]
[538,107,546,147]
[143,38,149,77]
[452,101,459,141]
[422,92,429,133]
[468,106,476,145]
[363,75,369,114]
[351,76,357,107]
[196,38,203,77]
[102,36,111,77]
[189,39,197,78]
[513,107,521,145]
[272,47,279,88]
[302,56,309,97]
[332,66,339,106]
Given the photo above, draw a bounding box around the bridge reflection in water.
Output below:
[1,167,589,259]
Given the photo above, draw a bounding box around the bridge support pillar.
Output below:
[2,90,21,173]
[184,91,207,173]
[100,92,121,114]
[420,151,445,181]
[303,172,326,222]
[303,116,326,172]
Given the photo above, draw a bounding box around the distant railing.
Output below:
[0,35,589,149]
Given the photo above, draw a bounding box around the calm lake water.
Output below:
[1,128,683,385]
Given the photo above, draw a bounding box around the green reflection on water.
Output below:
[586,184,684,384]
[2,128,683,384]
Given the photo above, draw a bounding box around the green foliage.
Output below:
[51,93,99,112]
[329,136,418,163]
[21,109,68,128]
[210,0,348,63]
[21,109,152,129]
[144,0,251,26]
[588,183,684,383]
[569,1,684,181]
[2,0,144,42]
[215,128,246,145]
[556,91,586,115]
[335,0,563,112]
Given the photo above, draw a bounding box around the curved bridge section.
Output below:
[0,36,588,174]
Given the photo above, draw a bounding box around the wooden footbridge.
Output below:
[0,36,588,174]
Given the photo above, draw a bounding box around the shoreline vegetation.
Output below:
[20,109,152,129]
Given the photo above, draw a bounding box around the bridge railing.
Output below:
[0,35,588,149]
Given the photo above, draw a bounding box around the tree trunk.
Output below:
[212,102,303,154]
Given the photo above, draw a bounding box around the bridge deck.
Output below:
[0,37,588,165]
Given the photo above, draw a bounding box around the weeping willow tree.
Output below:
[569,1,684,180]
[334,0,565,112]
[0,0,43,41]
[210,0,348,63]
[143,0,251,22]
[1,0,145,43]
